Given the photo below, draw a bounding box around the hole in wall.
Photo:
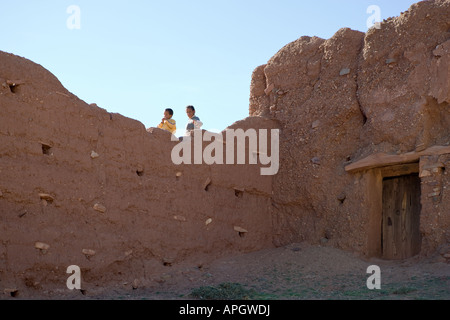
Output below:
[9,84,18,93]
[9,290,19,298]
[136,170,144,177]
[42,144,52,156]
[234,189,244,198]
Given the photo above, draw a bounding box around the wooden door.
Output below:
[382,174,421,260]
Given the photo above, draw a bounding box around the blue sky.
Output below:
[1,0,418,136]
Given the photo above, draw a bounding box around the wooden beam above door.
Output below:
[345,145,450,173]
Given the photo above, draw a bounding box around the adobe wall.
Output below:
[250,0,449,257]
[0,51,279,293]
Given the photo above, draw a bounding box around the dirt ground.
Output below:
[17,242,447,301]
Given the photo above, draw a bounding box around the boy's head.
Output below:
[164,108,174,119]
[186,105,195,119]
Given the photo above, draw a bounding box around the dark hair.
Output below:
[165,108,174,116]
[186,105,195,112]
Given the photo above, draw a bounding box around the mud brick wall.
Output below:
[250,0,449,256]
[0,51,279,292]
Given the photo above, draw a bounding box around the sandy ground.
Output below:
[17,242,447,301]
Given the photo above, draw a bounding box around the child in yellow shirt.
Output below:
[157,108,177,135]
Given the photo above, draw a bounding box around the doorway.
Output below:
[381,173,422,260]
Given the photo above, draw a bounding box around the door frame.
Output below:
[365,162,420,258]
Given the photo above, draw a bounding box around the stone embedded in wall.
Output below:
[91,151,100,159]
[174,215,187,222]
[82,249,96,257]
[35,242,50,251]
[93,203,107,213]
[234,226,248,233]
[39,193,54,202]
[339,68,350,76]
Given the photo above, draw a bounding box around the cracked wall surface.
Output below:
[249,0,449,255]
